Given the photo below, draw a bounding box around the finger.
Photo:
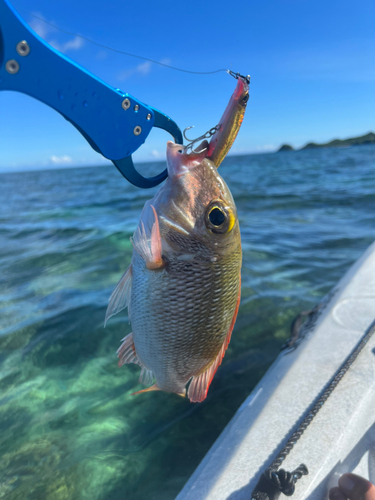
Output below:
[339,473,375,500]
[329,486,347,500]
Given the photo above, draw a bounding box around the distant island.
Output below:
[278,144,294,152]
[278,132,375,152]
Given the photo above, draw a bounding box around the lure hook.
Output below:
[183,124,220,154]
[183,126,197,143]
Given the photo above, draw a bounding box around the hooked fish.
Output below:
[105,76,249,402]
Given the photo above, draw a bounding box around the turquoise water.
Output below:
[1,145,374,499]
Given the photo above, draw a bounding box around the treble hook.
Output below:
[183,126,198,143]
[183,124,220,154]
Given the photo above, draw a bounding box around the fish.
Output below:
[105,76,249,403]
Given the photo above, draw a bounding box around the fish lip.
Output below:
[166,141,208,178]
[167,140,184,152]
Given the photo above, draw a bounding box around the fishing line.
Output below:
[21,10,229,75]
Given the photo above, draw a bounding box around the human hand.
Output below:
[329,473,375,500]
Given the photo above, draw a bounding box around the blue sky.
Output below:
[0,0,374,172]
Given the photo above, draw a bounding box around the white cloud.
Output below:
[117,61,152,81]
[48,36,84,53]
[50,155,73,164]
[255,144,276,152]
[29,14,48,38]
[160,58,171,66]
[117,57,171,81]
[151,150,161,157]
[136,62,151,75]
[29,13,84,53]
[96,50,108,60]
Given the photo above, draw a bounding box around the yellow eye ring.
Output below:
[227,210,236,232]
[205,201,236,234]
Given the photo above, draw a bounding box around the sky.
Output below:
[0,0,374,172]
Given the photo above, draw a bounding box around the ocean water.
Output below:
[0,145,374,499]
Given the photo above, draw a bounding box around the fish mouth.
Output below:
[166,139,209,155]
[166,141,208,178]
[167,141,184,154]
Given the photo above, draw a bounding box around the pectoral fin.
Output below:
[132,205,165,270]
[188,274,241,403]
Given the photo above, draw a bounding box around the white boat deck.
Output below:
[177,243,375,500]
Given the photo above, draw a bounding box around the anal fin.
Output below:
[117,332,140,367]
[188,274,241,403]
[117,334,157,390]
[139,367,154,386]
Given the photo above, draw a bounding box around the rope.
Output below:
[251,318,375,500]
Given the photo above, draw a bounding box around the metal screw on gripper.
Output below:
[133,126,142,136]
[134,104,139,111]
[122,98,130,110]
[16,41,30,56]
[5,60,19,74]
[146,113,152,120]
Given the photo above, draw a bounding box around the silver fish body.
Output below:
[106,152,242,402]
[130,217,241,396]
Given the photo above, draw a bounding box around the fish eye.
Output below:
[242,94,249,105]
[205,201,235,234]
[209,207,225,226]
